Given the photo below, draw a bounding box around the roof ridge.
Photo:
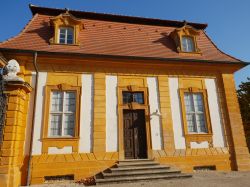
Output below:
[202,30,242,62]
[0,14,38,46]
[29,4,207,30]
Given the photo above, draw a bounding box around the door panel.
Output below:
[123,111,134,159]
[123,110,147,159]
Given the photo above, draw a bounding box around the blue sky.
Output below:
[0,0,249,86]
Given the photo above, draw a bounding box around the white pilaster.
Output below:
[79,74,94,153]
[205,78,225,147]
[106,75,118,152]
[169,77,186,149]
[32,72,47,155]
[147,77,163,150]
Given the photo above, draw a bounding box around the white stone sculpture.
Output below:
[3,59,24,82]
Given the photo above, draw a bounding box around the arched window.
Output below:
[181,36,195,52]
[58,27,74,44]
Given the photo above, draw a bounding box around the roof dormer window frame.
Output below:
[58,26,74,44]
[170,24,201,55]
[181,35,195,52]
[50,10,82,46]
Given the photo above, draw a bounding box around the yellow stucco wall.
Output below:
[0,53,249,186]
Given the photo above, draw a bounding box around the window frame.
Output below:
[122,91,145,104]
[49,90,76,137]
[118,85,148,109]
[58,27,74,45]
[49,11,82,46]
[183,92,207,134]
[43,84,81,140]
[181,36,195,53]
[179,87,213,148]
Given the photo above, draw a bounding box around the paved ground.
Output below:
[30,171,250,187]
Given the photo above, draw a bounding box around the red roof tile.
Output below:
[0,5,240,63]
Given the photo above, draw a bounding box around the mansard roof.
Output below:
[0,4,241,63]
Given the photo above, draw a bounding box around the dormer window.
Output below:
[50,10,82,45]
[59,27,74,44]
[170,24,201,54]
[182,36,195,52]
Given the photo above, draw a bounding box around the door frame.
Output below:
[118,85,152,160]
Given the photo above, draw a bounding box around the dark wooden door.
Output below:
[123,110,147,159]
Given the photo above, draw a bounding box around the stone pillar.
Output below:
[221,73,250,171]
[0,81,32,187]
[0,59,32,187]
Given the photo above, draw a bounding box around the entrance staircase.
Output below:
[95,159,192,185]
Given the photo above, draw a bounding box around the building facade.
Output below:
[0,5,250,187]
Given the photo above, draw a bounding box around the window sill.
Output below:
[185,133,213,148]
[42,137,79,141]
[42,137,79,153]
[49,42,80,46]
[178,51,202,56]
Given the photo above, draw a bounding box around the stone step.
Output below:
[102,169,181,178]
[95,173,192,185]
[117,161,159,167]
[110,165,170,172]
[119,159,153,163]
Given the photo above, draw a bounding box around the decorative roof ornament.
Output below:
[50,9,82,26]
[3,59,24,82]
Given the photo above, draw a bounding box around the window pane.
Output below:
[67,28,73,35]
[59,38,65,44]
[60,32,66,37]
[182,37,188,52]
[122,91,144,104]
[51,91,63,112]
[193,93,204,112]
[184,93,194,112]
[67,38,73,44]
[133,92,144,104]
[60,28,66,34]
[50,115,62,136]
[64,114,75,136]
[59,27,74,44]
[182,36,195,52]
[59,28,66,44]
[186,114,196,133]
[187,38,194,52]
[67,34,73,40]
[64,92,76,112]
[123,92,133,104]
[196,114,207,133]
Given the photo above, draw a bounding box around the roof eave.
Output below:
[0,47,248,67]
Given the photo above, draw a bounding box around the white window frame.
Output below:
[49,91,76,137]
[58,27,74,44]
[184,92,207,134]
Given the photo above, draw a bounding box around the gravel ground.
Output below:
[29,171,250,187]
